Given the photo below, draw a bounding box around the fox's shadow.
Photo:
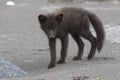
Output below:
[85,56,114,61]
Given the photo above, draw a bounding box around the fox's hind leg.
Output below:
[57,36,68,64]
[81,31,97,59]
[71,33,84,60]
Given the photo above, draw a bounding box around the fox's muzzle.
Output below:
[47,30,56,39]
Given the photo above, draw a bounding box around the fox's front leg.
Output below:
[48,38,56,69]
[57,36,68,64]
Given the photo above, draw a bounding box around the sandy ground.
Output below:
[0,1,120,80]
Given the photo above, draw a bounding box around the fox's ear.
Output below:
[38,14,46,23]
[55,14,63,23]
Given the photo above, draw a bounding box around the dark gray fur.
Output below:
[38,7,105,69]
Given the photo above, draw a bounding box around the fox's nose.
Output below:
[48,30,56,39]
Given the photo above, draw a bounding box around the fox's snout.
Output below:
[47,30,56,39]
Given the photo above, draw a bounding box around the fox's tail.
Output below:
[88,12,105,52]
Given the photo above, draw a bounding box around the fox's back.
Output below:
[55,7,89,32]
[57,7,87,17]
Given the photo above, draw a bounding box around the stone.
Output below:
[0,59,27,78]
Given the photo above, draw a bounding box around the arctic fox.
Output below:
[38,7,105,69]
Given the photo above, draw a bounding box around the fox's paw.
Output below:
[57,60,65,64]
[87,54,94,60]
[48,62,56,69]
[73,56,81,61]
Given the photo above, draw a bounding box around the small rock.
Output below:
[0,59,27,78]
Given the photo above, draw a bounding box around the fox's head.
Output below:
[38,14,63,39]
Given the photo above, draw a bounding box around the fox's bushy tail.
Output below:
[88,12,105,52]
